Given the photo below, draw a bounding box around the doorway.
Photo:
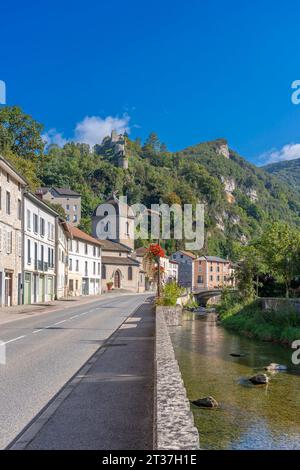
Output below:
[114,270,121,289]
[4,272,13,306]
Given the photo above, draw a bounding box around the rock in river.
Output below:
[191,396,219,408]
[249,374,269,385]
[265,363,287,371]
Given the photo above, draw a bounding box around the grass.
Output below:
[218,299,300,345]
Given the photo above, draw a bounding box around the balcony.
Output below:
[37,260,49,272]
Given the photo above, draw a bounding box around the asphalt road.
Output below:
[0,293,150,449]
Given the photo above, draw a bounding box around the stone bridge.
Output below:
[193,289,223,306]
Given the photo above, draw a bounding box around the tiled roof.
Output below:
[197,256,229,263]
[100,239,132,252]
[102,256,140,266]
[67,224,103,246]
[135,247,148,256]
[175,250,196,259]
[53,187,81,196]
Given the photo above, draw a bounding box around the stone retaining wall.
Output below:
[155,307,200,450]
[156,305,183,326]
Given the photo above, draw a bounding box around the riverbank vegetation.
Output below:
[218,221,300,344]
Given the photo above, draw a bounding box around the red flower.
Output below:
[147,243,165,258]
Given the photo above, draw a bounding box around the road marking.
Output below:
[53,320,67,325]
[69,315,79,320]
[33,329,43,334]
[4,335,26,345]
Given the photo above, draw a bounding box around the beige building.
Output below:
[36,187,81,226]
[0,156,27,306]
[56,219,70,299]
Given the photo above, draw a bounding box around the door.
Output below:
[24,273,31,305]
[47,276,53,301]
[4,272,13,306]
[82,278,89,295]
[39,275,45,303]
[114,270,121,289]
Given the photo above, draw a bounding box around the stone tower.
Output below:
[110,131,128,169]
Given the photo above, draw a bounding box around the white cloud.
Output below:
[74,114,130,147]
[260,143,300,165]
[43,114,131,149]
[42,128,67,147]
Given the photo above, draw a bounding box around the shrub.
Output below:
[156,281,184,307]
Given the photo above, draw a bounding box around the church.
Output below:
[92,194,146,293]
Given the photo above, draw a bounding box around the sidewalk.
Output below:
[0,292,142,326]
[10,299,155,450]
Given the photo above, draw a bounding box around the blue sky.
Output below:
[1,0,300,165]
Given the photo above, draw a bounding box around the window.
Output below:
[73,214,78,223]
[40,217,45,236]
[217,275,220,282]
[6,191,11,215]
[76,240,79,252]
[27,239,31,263]
[93,262,96,275]
[74,205,77,211]
[27,209,31,230]
[217,264,220,272]
[198,265,202,273]
[33,214,38,233]
[18,199,22,220]
[93,246,96,257]
[126,221,129,236]
[18,182,21,191]
[85,243,88,255]
[48,247,51,266]
[210,264,213,272]
[76,260,79,272]
[6,173,9,183]
[102,265,106,279]
[97,246,100,257]
[98,263,101,275]
[197,275,203,284]
[66,215,70,221]
[85,261,88,276]
[41,245,44,264]
[128,266,133,280]
[210,275,213,282]
[66,204,70,211]
[69,258,73,271]
[6,231,12,254]
[34,243,38,266]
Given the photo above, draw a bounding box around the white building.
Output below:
[160,257,179,283]
[67,224,102,296]
[23,192,58,304]
[0,156,27,306]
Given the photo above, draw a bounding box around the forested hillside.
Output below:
[264,158,300,197]
[1,106,300,259]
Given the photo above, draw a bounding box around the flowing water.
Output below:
[170,310,300,449]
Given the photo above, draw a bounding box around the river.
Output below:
[170,310,300,450]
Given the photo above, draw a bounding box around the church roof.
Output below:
[100,239,132,252]
[102,256,140,266]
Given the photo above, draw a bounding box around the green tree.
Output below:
[0,106,44,160]
[258,222,300,297]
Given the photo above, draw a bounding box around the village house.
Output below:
[194,256,235,290]
[0,156,27,306]
[36,187,81,226]
[55,218,70,299]
[67,225,102,296]
[23,192,57,304]
[160,256,179,283]
[170,250,196,289]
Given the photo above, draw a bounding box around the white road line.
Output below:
[53,320,67,325]
[33,329,43,334]
[4,335,26,345]
[69,315,79,320]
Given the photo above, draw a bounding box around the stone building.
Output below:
[36,187,81,226]
[92,194,145,292]
[0,156,27,306]
[23,192,58,304]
